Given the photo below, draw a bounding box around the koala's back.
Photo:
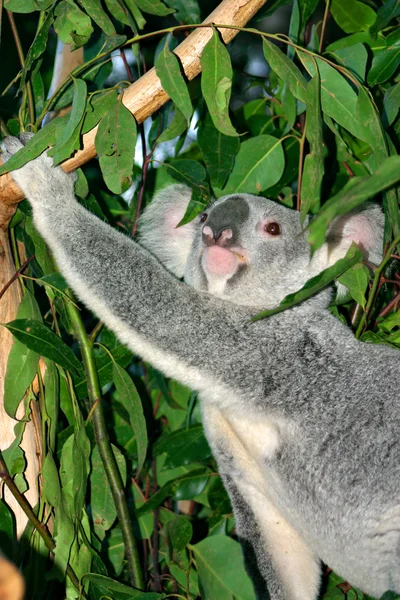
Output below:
[202,306,400,598]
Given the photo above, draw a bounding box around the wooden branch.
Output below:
[0,0,267,213]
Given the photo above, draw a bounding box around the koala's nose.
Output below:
[202,225,233,247]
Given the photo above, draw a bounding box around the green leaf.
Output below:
[103,0,130,25]
[48,78,87,164]
[155,36,192,121]
[308,155,400,250]
[300,69,324,219]
[223,135,285,195]
[166,159,206,186]
[154,424,211,468]
[330,0,376,33]
[83,573,163,599]
[95,95,137,194]
[54,0,94,48]
[77,0,116,35]
[201,29,237,136]
[198,113,239,190]
[42,452,62,508]
[90,444,126,538]
[191,535,256,600]
[4,0,35,12]
[262,38,307,102]
[134,0,174,16]
[82,89,118,133]
[298,52,363,140]
[158,108,188,142]
[164,517,193,560]
[136,469,210,516]
[20,11,53,90]
[4,292,41,418]
[368,29,400,86]
[383,82,400,127]
[112,363,148,473]
[164,0,200,24]
[337,263,368,307]
[0,119,61,175]
[299,0,319,32]
[370,0,400,35]
[178,185,210,226]
[333,42,368,82]
[44,359,59,451]
[3,319,83,374]
[252,244,364,321]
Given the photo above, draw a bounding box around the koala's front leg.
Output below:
[2,136,258,405]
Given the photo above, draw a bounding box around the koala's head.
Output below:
[139,185,383,308]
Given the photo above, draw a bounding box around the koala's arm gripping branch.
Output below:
[0,0,268,212]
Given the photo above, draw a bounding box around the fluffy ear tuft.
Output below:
[311,204,384,274]
[138,184,196,278]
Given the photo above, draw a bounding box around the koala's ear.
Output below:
[311,204,384,272]
[138,184,196,278]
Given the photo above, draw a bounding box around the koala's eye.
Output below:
[200,213,208,223]
[264,222,281,236]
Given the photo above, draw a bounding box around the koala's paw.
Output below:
[2,134,75,206]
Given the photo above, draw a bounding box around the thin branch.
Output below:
[6,10,35,126]
[151,458,161,593]
[355,234,400,339]
[319,0,331,54]
[377,289,400,320]
[0,254,34,301]
[64,297,145,590]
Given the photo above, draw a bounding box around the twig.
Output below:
[0,453,83,594]
[319,0,331,54]
[377,289,400,320]
[355,233,400,339]
[151,458,161,593]
[64,297,145,590]
[6,10,35,126]
[296,113,307,211]
[0,255,34,301]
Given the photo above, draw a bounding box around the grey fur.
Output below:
[3,135,399,600]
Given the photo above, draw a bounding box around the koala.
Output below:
[3,134,400,600]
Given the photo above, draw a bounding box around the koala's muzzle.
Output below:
[201,197,249,281]
[202,196,249,248]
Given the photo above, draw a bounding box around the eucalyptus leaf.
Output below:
[54,0,94,48]
[198,114,239,190]
[300,70,324,219]
[3,319,83,374]
[201,29,237,136]
[191,535,256,600]
[262,39,307,102]
[223,135,285,195]
[95,95,137,194]
[77,0,116,35]
[308,155,400,250]
[252,244,364,321]
[330,0,376,33]
[112,363,148,473]
[155,36,192,122]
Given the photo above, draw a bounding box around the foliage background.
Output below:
[1,0,400,599]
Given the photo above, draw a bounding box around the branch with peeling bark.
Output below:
[0,0,267,216]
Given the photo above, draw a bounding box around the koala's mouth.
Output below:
[201,246,248,280]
